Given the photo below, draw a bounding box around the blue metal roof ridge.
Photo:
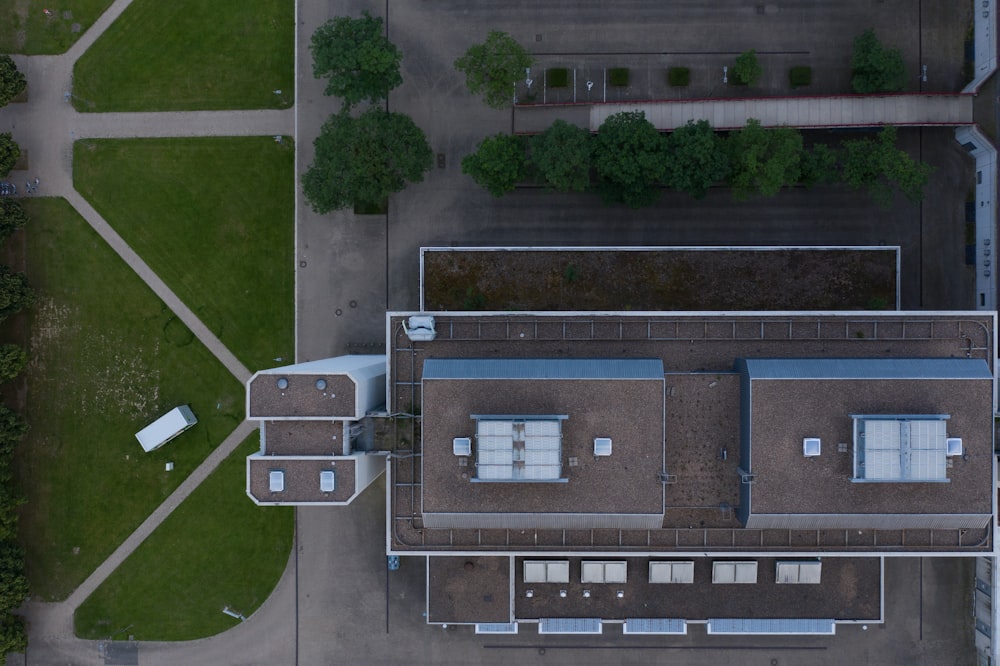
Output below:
[740,358,993,380]
[422,358,665,380]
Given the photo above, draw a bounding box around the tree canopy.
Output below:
[0,266,33,322]
[0,346,26,386]
[664,120,729,199]
[0,135,18,178]
[851,29,905,93]
[841,126,933,207]
[461,134,528,197]
[592,111,667,208]
[454,31,533,109]
[302,109,433,214]
[726,119,803,199]
[530,120,593,192]
[0,57,25,109]
[0,202,26,243]
[732,50,762,86]
[310,12,402,109]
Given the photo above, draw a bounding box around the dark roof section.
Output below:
[248,456,355,504]
[262,420,344,456]
[741,374,993,526]
[420,371,665,525]
[248,373,356,419]
[427,556,511,624]
[423,358,665,380]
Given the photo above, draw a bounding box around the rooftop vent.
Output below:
[594,438,612,457]
[320,470,335,492]
[404,315,437,342]
[277,377,289,390]
[946,438,964,456]
[803,438,821,457]
[316,378,327,391]
[269,470,285,492]
[453,437,472,456]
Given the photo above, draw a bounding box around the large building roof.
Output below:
[388,311,996,554]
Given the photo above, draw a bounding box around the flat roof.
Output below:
[262,420,344,456]
[248,456,355,504]
[388,312,995,553]
[248,373,355,419]
[747,377,993,517]
[421,375,664,517]
[427,556,511,624]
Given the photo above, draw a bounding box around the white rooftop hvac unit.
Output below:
[946,438,964,456]
[453,437,472,456]
[269,470,285,492]
[403,315,436,341]
[594,438,612,457]
[803,438,821,457]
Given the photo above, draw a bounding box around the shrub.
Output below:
[668,67,690,87]
[731,49,762,86]
[609,67,630,87]
[789,66,812,88]
[547,68,569,88]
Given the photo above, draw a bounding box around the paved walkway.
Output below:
[514,93,976,133]
[0,1,297,664]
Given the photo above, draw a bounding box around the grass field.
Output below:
[75,433,293,640]
[73,137,294,372]
[0,0,114,54]
[71,0,293,111]
[12,198,244,600]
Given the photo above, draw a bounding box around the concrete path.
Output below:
[514,93,977,133]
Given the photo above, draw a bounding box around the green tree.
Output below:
[0,346,26,385]
[0,266,34,321]
[0,406,27,461]
[530,120,593,192]
[462,134,527,197]
[454,31,533,109]
[0,201,26,242]
[0,134,18,178]
[664,120,729,199]
[302,109,433,214]
[592,111,668,208]
[732,49,762,86]
[726,119,803,199]
[0,614,26,656]
[851,29,905,93]
[0,541,27,612]
[0,56,26,109]
[841,126,933,207]
[310,12,402,109]
[800,143,840,187]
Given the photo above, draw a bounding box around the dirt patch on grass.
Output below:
[423,249,898,311]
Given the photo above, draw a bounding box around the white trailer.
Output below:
[135,405,198,452]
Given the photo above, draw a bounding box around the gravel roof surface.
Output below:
[262,420,345,456]
[748,377,994,516]
[249,373,355,418]
[427,556,511,623]
[249,457,355,503]
[421,377,664,516]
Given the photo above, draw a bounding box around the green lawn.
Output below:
[13,198,244,600]
[0,0,115,54]
[74,137,294,372]
[71,0,293,111]
[75,433,293,640]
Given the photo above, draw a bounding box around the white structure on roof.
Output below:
[474,417,563,481]
[649,561,695,584]
[594,437,613,456]
[803,438,821,457]
[712,561,758,584]
[852,415,950,482]
[581,561,628,584]
[269,470,284,492]
[523,560,570,583]
[776,560,823,584]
